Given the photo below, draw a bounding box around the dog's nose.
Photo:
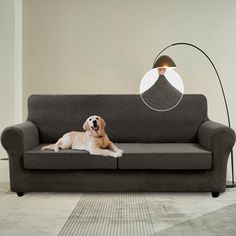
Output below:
[93,120,97,125]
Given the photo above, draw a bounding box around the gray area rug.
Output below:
[58,193,236,236]
[58,193,154,236]
[153,203,236,236]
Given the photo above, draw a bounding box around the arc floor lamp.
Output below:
[153,42,235,188]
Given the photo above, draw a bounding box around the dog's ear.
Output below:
[100,118,106,129]
[83,120,90,131]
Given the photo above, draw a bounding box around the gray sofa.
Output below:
[1,94,235,197]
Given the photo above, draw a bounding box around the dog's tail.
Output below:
[41,144,55,150]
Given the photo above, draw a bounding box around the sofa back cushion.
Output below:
[27,94,208,143]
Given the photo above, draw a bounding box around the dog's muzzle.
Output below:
[92,120,99,131]
[92,126,99,131]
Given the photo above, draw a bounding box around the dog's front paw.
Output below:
[111,152,120,158]
[112,150,123,158]
[117,149,124,157]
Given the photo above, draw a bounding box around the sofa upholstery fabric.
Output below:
[27,94,208,143]
[24,143,211,170]
[118,143,211,170]
[1,94,235,194]
[141,75,183,110]
[1,121,39,156]
[24,144,117,170]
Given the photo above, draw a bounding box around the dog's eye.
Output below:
[96,117,99,120]
[89,118,92,121]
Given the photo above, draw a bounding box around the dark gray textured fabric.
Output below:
[24,143,211,170]
[2,169,230,193]
[27,94,207,143]
[1,94,235,194]
[118,143,211,170]
[24,144,117,169]
[198,120,236,153]
[1,121,39,155]
[141,75,182,110]
[197,120,236,190]
[1,121,39,191]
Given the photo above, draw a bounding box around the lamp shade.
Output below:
[153,55,176,69]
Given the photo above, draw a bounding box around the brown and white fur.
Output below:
[41,115,123,158]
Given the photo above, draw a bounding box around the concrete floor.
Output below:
[1,181,236,236]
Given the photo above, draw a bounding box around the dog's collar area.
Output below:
[89,132,105,138]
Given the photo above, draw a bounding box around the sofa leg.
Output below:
[212,192,219,198]
[17,192,24,197]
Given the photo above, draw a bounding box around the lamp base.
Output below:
[226,181,236,188]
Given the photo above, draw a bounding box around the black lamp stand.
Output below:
[153,42,236,188]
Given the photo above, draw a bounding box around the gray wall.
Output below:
[0,0,15,158]
[22,0,236,123]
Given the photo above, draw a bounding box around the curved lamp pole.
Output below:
[153,42,235,188]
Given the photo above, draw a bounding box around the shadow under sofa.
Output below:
[1,94,235,197]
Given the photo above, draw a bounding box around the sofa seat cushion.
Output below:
[24,144,117,170]
[118,143,212,170]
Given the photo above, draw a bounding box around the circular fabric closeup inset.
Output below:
[140,68,184,111]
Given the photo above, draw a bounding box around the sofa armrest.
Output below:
[1,121,39,156]
[198,120,235,153]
